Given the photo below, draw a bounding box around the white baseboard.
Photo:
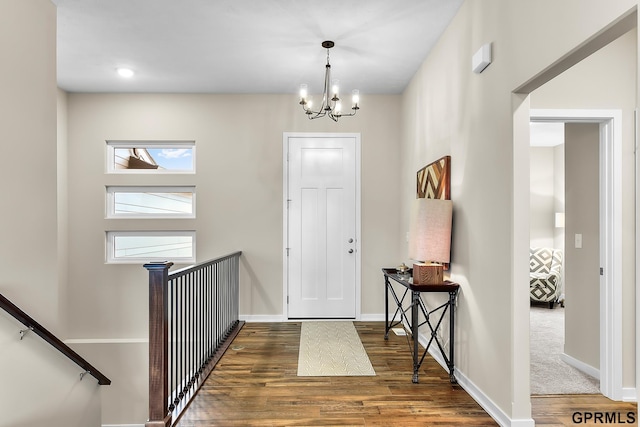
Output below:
[239,314,285,322]
[454,367,534,427]
[240,314,386,322]
[622,387,638,402]
[561,352,600,379]
[359,313,385,321]
[420,332,534,427]
[65,338,147,344]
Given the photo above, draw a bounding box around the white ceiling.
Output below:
[52,0,464,94]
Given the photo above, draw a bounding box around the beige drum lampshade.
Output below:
[408,198,453,284]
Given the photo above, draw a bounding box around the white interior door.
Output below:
[285,133,360,319]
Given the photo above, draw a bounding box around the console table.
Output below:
[382,267,459,383]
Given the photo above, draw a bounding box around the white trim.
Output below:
[65,338,148,344]
[239,315,285,323]
[530,109,623,400]
[238,315,386,323]
[636,108,640,411]
[102,424,144,427]
[622,387,637,403]
[360,313,385,322]
[561,353,600,380]
[282,132,362,320]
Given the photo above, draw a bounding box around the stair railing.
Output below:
[144,251,244,427]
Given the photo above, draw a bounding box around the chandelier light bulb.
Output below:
[299,84,308,102]
[352,89,360,106]
[332,80,339,99]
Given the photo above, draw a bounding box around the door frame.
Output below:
[530,108,623,400]
[282,132,362,320]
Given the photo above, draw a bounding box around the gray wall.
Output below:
[0,1,101,426]
[530,146,557,249]
[564,123,600,369]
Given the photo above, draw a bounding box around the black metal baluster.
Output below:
[191,270,195,386]
[215,262,220,349]
[168,278,174,412]
[196,269,202,377]
[206,267,210,364]
[186,271,191,392]
[172,278,178,408]
[178,277,182,404]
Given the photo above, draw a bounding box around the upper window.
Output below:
[106,186,195,219]
[107,141,195,173]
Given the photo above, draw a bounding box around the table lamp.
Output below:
[408,198,453,285]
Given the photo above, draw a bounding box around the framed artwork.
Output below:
[417,155,450,200]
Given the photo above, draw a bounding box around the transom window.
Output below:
[106,231,195,264]
[107,141,195,173]
[106,186,195,218]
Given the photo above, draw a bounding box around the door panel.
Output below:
[287,135,357,318]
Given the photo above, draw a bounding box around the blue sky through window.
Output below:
[147,148,193,170]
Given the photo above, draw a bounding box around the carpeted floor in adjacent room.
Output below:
[530,305,600,395]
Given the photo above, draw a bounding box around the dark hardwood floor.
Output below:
[175,322,636,426]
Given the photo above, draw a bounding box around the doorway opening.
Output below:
[528,111,622,398]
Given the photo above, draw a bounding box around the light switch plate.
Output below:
[575,233,582,248]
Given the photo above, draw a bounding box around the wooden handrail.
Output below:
[0,293,111,386]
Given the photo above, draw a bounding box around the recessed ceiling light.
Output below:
[116,68,134,78]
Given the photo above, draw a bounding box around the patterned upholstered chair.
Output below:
[529,247,563,309]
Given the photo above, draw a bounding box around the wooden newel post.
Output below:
[144,261,174,427]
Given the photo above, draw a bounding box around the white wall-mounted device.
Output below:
[472,42,492,74]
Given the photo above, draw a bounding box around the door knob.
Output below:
[348,249,354,254]
[348,238,354,243]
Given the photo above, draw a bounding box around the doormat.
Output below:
[297,321,376,376]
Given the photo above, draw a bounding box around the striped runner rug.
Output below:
[297,321,376,376]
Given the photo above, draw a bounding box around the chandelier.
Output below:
[299,41,360,122]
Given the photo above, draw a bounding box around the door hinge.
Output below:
[600,267,604,276]
[286,247,290,256]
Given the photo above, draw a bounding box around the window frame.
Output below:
[106,186,196,219]
[106,140,196,174]
[106,230,196,264]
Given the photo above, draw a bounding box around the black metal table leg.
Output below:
[448,290,457,384]
[384,277,390,340]
[412,290,420,383]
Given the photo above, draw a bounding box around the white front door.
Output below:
[284,133,360,319]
